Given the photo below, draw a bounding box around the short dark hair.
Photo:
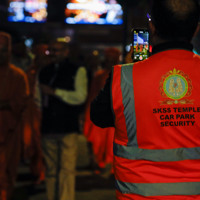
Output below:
[151,0,200,41]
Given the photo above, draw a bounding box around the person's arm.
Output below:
[54,67,88,105]
[125,46,134,64]
[10,71,30,116]
[90,74,115,128]
[34,78,41,109]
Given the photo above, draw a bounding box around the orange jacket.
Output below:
[112,49,200,199]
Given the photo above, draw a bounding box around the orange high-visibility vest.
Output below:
[111,49,200,200]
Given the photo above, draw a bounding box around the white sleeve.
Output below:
[54,67,88,105]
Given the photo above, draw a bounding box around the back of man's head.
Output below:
[151,0,200,41]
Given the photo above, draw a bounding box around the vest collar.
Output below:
[152,41,193,55]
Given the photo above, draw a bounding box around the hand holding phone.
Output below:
[131,29,149,62]
[125,46,134,64]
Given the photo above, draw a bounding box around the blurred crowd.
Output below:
[0,31,122,200]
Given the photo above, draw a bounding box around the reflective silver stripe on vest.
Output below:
[115,65,200,197]
[120,64,137,146]
[115,180,200,196]
[114,142,200,161]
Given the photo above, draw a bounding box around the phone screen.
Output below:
[132,29,149,62]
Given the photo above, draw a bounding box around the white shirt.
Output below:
[54,66,88,105]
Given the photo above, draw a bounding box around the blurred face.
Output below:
[49,42,69,63]
[0,35,10,67]
[33,44,51,68]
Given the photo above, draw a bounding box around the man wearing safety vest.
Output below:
[90,0,200,199]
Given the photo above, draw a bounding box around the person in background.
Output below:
[25,43,50,184]
[83,47,121,178]
[90,0,200,199]
[0,32,29,200]
[78,51,101,164]
[39,39,88,200]
[11,37,33,72]
[84,51,101,86]
[10,36,34,164]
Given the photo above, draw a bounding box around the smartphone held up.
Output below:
[131,29,149,62]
